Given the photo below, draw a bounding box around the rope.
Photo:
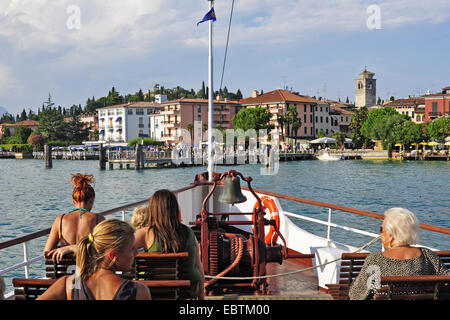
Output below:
[205,236,244,287]
[204,235,381,281]
[219,0,235,92]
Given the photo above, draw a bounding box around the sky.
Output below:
[0,0,450,116]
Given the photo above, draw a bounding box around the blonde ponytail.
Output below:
[76,219,135,281]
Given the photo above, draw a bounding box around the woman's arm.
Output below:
[46,245,77,263]
[135,282,151,300]
[37,276,69,300]
[134,227,148,250]
[43,216,62,257]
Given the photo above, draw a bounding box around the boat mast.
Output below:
[207,0,214,181]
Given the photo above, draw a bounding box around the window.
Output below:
[128,109,133,115]
[304,114,307,123]
[432,102,438,115]
[320,116,323,123]
[197,105,202,113]
[304,127,307,134]
[136,109,144,115]
[304,105,307,112]
[326,117,328,123]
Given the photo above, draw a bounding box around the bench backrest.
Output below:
[133,252,189,281]
[12,278,191,300]
[339,250,450,286]
[45,255,77,279]
[133,252,191,299]
[374,275,450,300]
[13,278,56,300]
[327,250,450,300]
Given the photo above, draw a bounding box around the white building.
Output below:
[97,102,163,144]
[313,100,332,137]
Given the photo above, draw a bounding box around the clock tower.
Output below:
[355,69,376,108]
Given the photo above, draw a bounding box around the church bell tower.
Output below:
[355,68,376,108]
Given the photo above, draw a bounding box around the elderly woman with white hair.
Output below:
[349,207,449,300]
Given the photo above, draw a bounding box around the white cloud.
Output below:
[0,64,17,93]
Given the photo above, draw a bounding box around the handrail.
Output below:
[0,184,197,251]
[242,186,450,236]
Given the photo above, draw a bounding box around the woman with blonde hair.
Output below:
[130,206,149,230]
[44,173,105,262]
[349,208,449,300]
[134,189,205,299]
[38,219,150,300]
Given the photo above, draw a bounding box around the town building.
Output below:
[384,97,426,123]
[423,86,450,123]
[160,98,242,145]
[97,102,164,144]
[0,120,39,141]
[355,69,377,108]
[240,89,316,140]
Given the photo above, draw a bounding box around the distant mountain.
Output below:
[0,106,8,117]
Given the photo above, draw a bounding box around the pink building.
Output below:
[160,98,241,145]
[424,86,450,123]
[240,89,317,139]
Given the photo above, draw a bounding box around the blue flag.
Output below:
[197,7,216,26]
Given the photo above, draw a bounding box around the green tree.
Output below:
[317,129,326,138]
[13,126,32,144]
[19,108,28,122]
[393,120,423,148]
[286,105,302,137]
[371,113,408,156]
[425,116,450,142]
[66,114,89,143]
[361,107,400,140]
[349,106,369,148]
[332,131,346,147]
[36,95,67,141]
[232,107,273,132]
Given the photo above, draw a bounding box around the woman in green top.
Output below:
[134,189,205,299]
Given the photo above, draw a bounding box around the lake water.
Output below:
[0,158,449,294]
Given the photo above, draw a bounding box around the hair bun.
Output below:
[71,173,95,187]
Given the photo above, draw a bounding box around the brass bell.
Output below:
[218,176,247,204]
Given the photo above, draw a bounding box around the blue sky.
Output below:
[0,0,449,116]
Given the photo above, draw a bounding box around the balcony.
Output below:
[161,108,179,115]
[162,121,180,128]
[428,112,443,118]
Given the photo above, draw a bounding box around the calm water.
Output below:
[0,158,449,293]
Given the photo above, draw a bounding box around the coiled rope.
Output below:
[204,235,381,281]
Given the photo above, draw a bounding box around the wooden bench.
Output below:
[41,251,191,299]
[45,255,77,279]
[326,250,450,300]
[374,275,450,300]
[12,278,191,300]
[132,252,191,299]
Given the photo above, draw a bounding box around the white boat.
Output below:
[316,152,342,161]
[1,169,448,300]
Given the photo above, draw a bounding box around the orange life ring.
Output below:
[253,196,280,245]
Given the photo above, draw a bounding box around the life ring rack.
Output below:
[253,196,280,246]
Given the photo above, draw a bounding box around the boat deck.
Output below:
[206,257,332,300]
